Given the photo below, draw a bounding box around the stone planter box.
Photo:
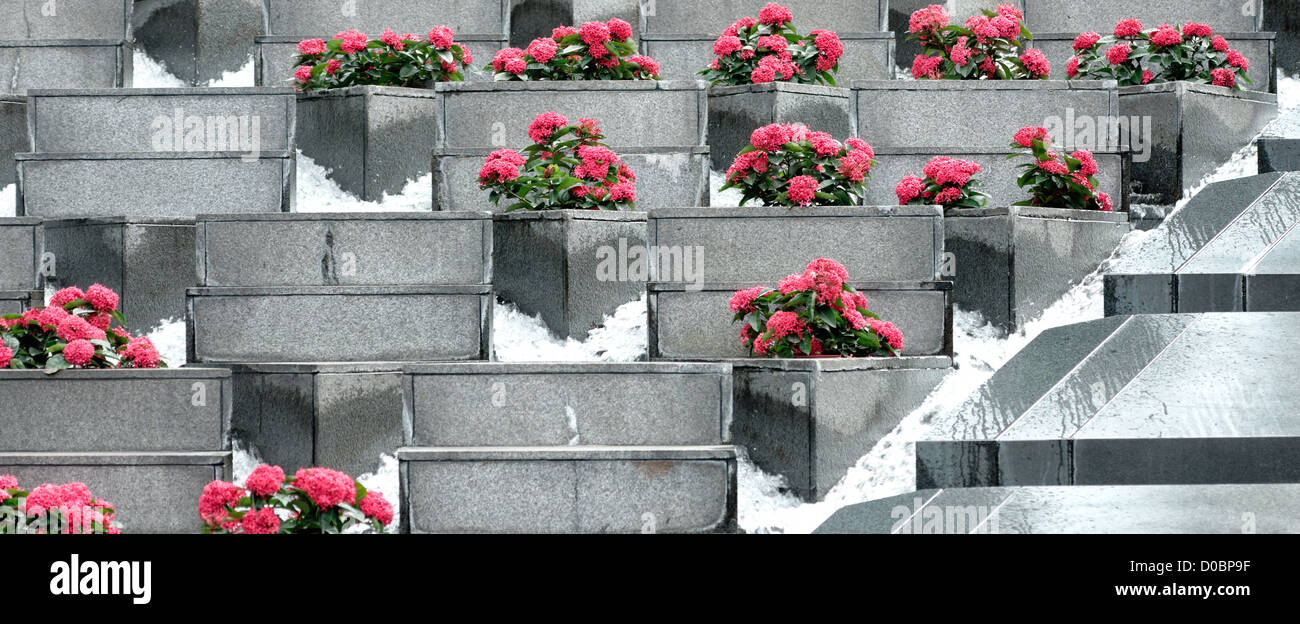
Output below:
[229,362,405,477]
[1258,137,1300,173]
[15,151,295,217]
[864,146,1130,211]
[186,285,493,363]
[254,35,505,87]
[853,80,1119,149]
[262,0,509,40]
[196,212,493,287]
[707,83,853,172]
[1,95,25,188]
[1121,82,1276,206]
[399,446,738,533]
[946,206,1130,331]
[649,281,954,359]
[433,146,710,212]
[404,362,732,447]
[0,216,42,291]
[1029,33,1276,94]
[493,210,646,340]
[0,290,39,315]
[643,32,894,84]
[732,356,951,501]
[131,0,263,86]
[26,87,296,153]
[0,40,131,95]
[42,217,194,334]
[646,206,942,284]
[0,0,133,40]
[1010,0,1264,34]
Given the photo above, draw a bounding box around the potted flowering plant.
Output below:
[292,27,474,90]
[1066,20,1250,89]
[1,285,163,371]
[1,477,121,534]
[199,464,394,534]
[699,4,845,86]
[1010,126,1113,212]
[488,20,660,81]
[906,3,1048,80]
[720,123,875,206]
[895,156,989,210]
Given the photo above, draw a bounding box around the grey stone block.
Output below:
[1121,82,1276,205]
[404,362,732,447]
[0,0,132,40]
[1258,137,1300,173]
[1017,0,1263,34]
[16,151,294,217]
[434,146,709,212]
[864,146,1130,212]
[731,356,951,500]
[1030,33,1276,94]
[492,210,646,340]
[0,289,40,315]
[0,216,42,291]
[263,0,510,38]
[42,217,196,334]
[196,211,492,287]
[1264,0,1300,77]
[399,445,738,533]
[0,96,26,188]
[641,0,887,35]
[642,33,894,83]
[254,36,505,87]
[0,452,231,534]
[945,206,1130,331]
[27,87,295,153]
[0,40,132,95]
[187,285,493,363]
[649,281,954,359]
[132,0,263,86]
[510,0,574,48]
[0,368,231,452]
[853,80,1119,149]
[646,206,943,283]
[229,362,404,477]
[707,83,853,172]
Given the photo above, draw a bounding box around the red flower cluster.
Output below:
[490,19,658,80]
[4,479,120,534]
[908,3,1043,80]
[200,464,393,534]
[1,285,163,371]
[701,4,843,87]
[480,113,636,211]
[293,26,473,90]
[722,123,874,207]
[1010,126,1113,212]
[896,157,987,210]
[1069,19,1252,90]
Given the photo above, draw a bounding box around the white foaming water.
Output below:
[493,296,648,362]
[356,454,401,532]
[710,170,745,207]
[232,438,262,484]
[131,50,255,88]
[295,151,434,212]
[0,184,14,218]
[145,318,188,367]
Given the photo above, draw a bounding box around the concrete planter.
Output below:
[649,281,954,359]
[1029,33,1276,94]
[42,217,194,334]
[643,32,894,83]
[1120,82,1276,206]
[1009,0,1264,34]
[853,80,1119,149]
[0,290,40,315]
[707,83,853,171]
[0,0,133,40]
[646,206,943,284]
[399,446,738,533]
[0,216,42,291]
[16,151,295,217]
[186,285,493,363]
[254,35,505,87]
[0,40,132,95]
[434,146,710,212]
[262,0,509,40]
[196,212,493,287]
[131,0,264,86]
[732,355,951,500]
[493,210,646,340]
[945,206,1130,331]
[1,95,25,188]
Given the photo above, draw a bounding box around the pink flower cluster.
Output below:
[703,4,841,87]
[1011,126,1113,212]
[1069,18,1251,90]
[478,148,527,184]
[294,467,356,508]
[493,18,656,80]
[1,285,162,370]
[722,124,874,206]
[15,480,119,534]
[896,157,985,208]
[294,26,472,90]
[909,3,1040,80]
[479,113,635,210]
[199,463,394,534]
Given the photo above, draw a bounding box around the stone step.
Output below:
[707,83,853,172]
[916,312,1300,489]
[0,40,131,95]
[649,281,953,359]
[262,0,510,39]
[1030,33,1276,93]
[1013,0,1264,34]
[643,0,887,35]
[0,368,231,453]
[27,88,296,153]
[1,95,25,188]
[0,216,42,291]
[1266,0,1299,77]
[642,31,895,83]
[196,212,493,288]
[131,0,263,86]
[816,483,1300,534]
[1105,172,1300,315]
[0,0,133,40]
[42,217,195,334]
[0,289,40,315]
[16,151,294,218]
[404,362,732,447]
[0,451,230,534]
[1258,137,1300,173]
[186,285,493,363]
[254,35,505,87]
[398,445,738,533]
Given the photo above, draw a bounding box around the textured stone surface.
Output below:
[649,281,953,359]
[0,96,26,188]
[0,290,39,315]
[1258,138,1300,173]
[0,452,231,534]
[641,0,886,34]
[0,40,131,95]
[132,0,263,85]
[945,207,1130,331]
[42,217,195,334]
[0,0,132,40]
[197,212,492,287]
[732,356,951,500]
[263,0,510,37]
[1016,0,1263,34]
[493,211,646,340]
[816,483,1300,534]
[707,83,853,171]
[1264,0,1300,77]
[0,368,231,452]
[187,285,493,363]
[16,151,294,217]
[643,33,893,83]
[255,36,504,86]
[1030,34,1275,94]
[511,0,574,48]
[28,88,295,153]
[434,147,709,212]
[404,362,731,446]
[0,217,42,291]
[399,446,738,533]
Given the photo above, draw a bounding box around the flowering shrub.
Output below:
[894,156,990,210]
[907,3,1048,80]
[292,27,474,90]
[489,20,660,80]
[478,113,636,211]
[1010,126,1113,211]
[1,285,164,371]
[730,258,904,358]
[1067,20,1251,89]
[698,3,845,86]
[200,464,393,534]
[720,123,875,206]
[1,476,122,534]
